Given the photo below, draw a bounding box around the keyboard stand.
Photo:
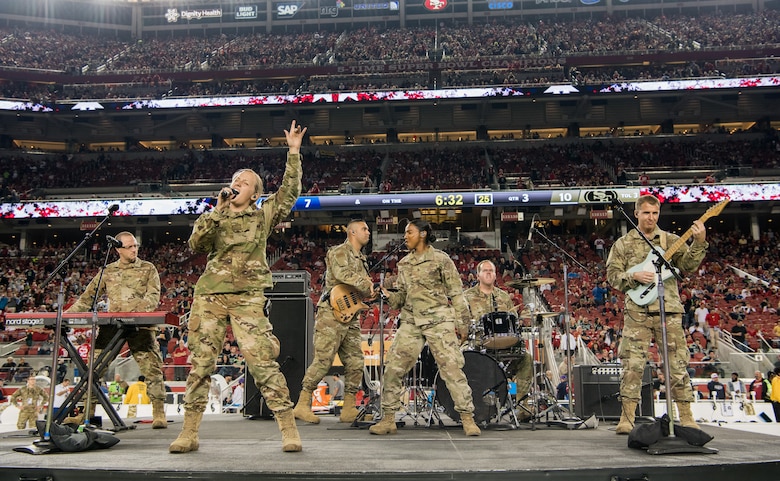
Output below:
[53,325,136,431]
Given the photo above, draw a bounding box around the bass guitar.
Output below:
[626,198,729,306]
[330,284,370,323]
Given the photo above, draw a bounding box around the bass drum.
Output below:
[434,351,507,424]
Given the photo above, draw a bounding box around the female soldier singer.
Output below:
[369,219,481,436]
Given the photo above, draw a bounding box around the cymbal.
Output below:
[506,278,556,289]
[519,310,562,319]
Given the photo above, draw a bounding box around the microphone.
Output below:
[106,235,123,248]
[525,214,537,248]
[220,188,239,199]
[108,204,120,213]
[611,197,625,208]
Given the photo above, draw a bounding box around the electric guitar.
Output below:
[626,198,729,306]
[330,284,370,323]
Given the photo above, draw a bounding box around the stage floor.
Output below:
[1,412,779,481]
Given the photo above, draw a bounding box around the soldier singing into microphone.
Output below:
[170,120,306,454]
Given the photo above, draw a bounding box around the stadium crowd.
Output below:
[2,135,778,202]
[1,12,780,101]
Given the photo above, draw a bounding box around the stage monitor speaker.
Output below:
[244,296,314,419]
[572,364,653,420]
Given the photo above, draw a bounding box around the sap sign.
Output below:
[488,1,513,9]
[276,2,305,17]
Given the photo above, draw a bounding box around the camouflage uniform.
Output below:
[184,152,301,414]
[68,259,164,404]
[301,240,372,395]
[383,246,474,415]
[607,226,708,403]
[10,383,47,429]
[463,285,533,397]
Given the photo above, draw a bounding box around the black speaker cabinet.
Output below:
[572,364,653,420]
[244,296,314,418]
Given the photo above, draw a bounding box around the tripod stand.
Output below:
[398,349,441,427]
[351,244,403,428]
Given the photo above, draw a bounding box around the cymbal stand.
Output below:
[399,356,440,427]
[529,224,589,422]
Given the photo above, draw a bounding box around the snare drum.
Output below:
[480,311,520,350]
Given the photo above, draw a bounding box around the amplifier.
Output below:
[267,270,311,297]
[572,364,653,420]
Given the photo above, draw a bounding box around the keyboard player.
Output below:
[65,231,167,429]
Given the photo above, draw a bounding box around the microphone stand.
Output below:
[611,199,716,454]
[528,222,590,424]
[79,241,115,432]
[351,240,405,428]
[15,205,118,455]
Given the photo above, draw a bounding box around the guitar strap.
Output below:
[660,230,668,251]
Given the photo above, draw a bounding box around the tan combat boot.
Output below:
[460,413,482,436]
[676,401,700,429]
[169,410,203,453]
[368,411,397,435]
[293,390,320,424]
[275,408,303,452]
[339,393,359,423]
[615,399,638,435]
[152,400,167,429]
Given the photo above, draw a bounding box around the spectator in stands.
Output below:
[56,358,68,384]
[0,356,16,380]
[772,321,780,349]
[606,194,707,434]
[13,357,32,383]
[707,373,728,400]
[749,370,771,402]
[157,328,171,360]
[169,120,305,454]
[726,372,743,396]
[171,339,190,382]
[64,231,167,429]
[731,319,749,352]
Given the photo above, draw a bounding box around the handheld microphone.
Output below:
[220,188,239,199]
[106,235,123,248]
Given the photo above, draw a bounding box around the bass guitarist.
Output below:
[293,219,376,424]
[606,194,709,434]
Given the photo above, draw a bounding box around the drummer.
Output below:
[463,260,534,399]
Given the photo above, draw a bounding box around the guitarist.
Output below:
[606,194,708,435]
[293,219,376,424]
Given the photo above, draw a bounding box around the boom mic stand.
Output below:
[612,199,716,454]
[528,221,590,426]
[351,240,405,428]
[14,204,119,455]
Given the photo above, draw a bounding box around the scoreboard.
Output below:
[291,188,640,212]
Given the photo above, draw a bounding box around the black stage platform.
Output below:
[1,413,778,481]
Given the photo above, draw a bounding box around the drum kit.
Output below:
[400,277,572,429]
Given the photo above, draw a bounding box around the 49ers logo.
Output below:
[424,0,447,10]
